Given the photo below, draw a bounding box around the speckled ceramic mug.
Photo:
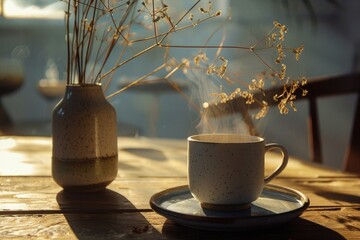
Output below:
[188,134,288,210]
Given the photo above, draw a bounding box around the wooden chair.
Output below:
[204,73,360,174]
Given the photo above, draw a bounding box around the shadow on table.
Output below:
[295,179,360,205]
[121,147,167,161]
[161,218,346,240]
[56,189,161,239]
[315,190,360,205]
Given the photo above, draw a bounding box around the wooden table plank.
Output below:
[1,209,359,240]
[1,177,359,212]
[0,213,161,239]
[1,136,357,178]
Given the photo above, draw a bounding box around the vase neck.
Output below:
[64,84,106,102]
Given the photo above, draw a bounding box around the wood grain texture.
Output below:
[1,209,359,240]
[0,213,161,239]
[1,177,359,212]
[1,136,356,178]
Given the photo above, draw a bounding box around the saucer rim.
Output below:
[149,184,310,231]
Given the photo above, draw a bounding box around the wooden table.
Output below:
[0,136,359,239]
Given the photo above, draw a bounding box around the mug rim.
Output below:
[188,134,264,144]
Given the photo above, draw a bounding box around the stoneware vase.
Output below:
[52,84,118,192]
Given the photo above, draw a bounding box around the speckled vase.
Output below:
[52,84,118,192]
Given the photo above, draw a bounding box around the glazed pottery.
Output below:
[52,84,118,191]
[187,134,288,210]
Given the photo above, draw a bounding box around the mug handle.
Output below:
[264,143,288,184]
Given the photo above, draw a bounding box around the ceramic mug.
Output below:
[187,134,288,210]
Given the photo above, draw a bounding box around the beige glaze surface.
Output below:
[52,84,118,191]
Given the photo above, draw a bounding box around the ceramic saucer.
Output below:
[149,184,309,231]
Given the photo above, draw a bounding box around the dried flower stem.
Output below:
[106,63,167,98]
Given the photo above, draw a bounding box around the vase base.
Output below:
[52,155,118,192]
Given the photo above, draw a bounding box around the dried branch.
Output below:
[64,0,306,119]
